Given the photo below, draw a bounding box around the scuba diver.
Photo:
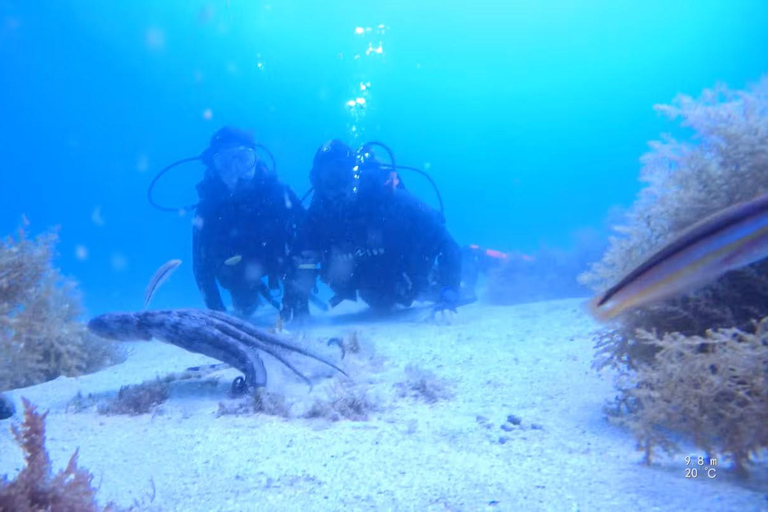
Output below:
[149,126,305,317]
[282,139,463,319]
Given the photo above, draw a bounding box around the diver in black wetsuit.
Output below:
[192,127,305,317]
[283,139,462,318]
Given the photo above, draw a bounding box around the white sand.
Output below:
[1,298,767,511]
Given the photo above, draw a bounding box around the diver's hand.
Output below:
[280,299,309,323]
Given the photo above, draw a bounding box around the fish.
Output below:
[224,254,242,266]
[589,192,768,322]
[144,259,182,309]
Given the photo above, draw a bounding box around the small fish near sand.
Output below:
[590,192,768,322]
[144,258,182,309]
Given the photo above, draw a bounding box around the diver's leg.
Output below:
[358,287,397,313]
[230,282,262,318]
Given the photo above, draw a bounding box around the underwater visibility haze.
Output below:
[2,1,768,510]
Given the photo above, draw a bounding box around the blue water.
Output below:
[1,0,767,314]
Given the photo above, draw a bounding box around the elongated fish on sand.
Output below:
[590,192,768,321]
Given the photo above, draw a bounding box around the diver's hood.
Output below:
[200,126,257,167]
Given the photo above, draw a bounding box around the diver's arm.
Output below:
[281,250,317,320]
[281,198,322,319]
[285,186,306,248]
[192,213,226,311]
[435,231,463,293]
[279,186,313,319]
[408,195,463,294]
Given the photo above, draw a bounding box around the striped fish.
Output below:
[144,259,182,309]
[590,192,768,322]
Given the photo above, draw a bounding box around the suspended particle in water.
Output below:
[5,17,21,31]
[111,253,128,272]
[136,153,149,172]
[203,108,213,120]
[75,245,88,261]
[91,206,105,227]
[199,5,214,24]
[355,27,364,35]
[145,27,165,50]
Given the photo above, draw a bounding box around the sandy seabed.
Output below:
[1,298,767,512]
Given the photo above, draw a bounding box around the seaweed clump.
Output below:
[97,379,170,416]
[614,322,768,475]
[580,77,768,367]
[579,77,768,473]
[303,378,376,422]
[0,227,122,391]
[0,398,112,511]
[216,388,291,418]
[394,364,454,403]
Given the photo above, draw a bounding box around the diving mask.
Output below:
[213,146,257,188]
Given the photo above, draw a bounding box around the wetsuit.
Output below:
[289,167,461,313]
[192,168,304,315]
